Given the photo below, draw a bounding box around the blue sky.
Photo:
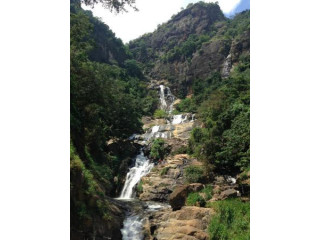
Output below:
[82,0,250,43]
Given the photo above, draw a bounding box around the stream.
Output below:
[117,84,177,240]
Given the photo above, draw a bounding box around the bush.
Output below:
[207,199,250,240]
[201,185,213,200]
[185,165,204,183]
[153,109,167,119]
[176,98,196,113]
[186,192,205,207]
[150,139,166,160]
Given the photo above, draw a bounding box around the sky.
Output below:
[82,0,250,43]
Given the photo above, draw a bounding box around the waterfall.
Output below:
[159,85,167,110]
[159,84,175,113]
[171,114,188,125]
[119,151,154,199]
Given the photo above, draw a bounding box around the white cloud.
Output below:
[82,0,184,43]
[82,0,242,43]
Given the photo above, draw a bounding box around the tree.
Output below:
[81,0,138,12]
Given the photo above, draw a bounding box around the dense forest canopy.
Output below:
[70,0,158,237]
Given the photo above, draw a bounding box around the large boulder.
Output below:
[169,183,205,210]
[169,185,190,210]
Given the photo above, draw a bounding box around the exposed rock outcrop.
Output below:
[139,154,190,202]
[145,206,214,240]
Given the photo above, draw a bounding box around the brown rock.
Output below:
[220,189,238,199]
[149,206,214,240]
[169,185,189,210]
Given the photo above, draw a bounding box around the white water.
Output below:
[171,114,188,125]
[159,84,175,113]
[121,214,144,240]
[159,85,167,110]
[119,151,154,199]
[119,84,191,239]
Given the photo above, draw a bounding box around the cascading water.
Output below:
[119,84,192,239]
[159,85,167,110]
[159,84,175,113]
[171,114,188,125]
[121,215,144,240]
[119,151,154,199]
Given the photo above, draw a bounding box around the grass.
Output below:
[201,185,213,200]
[186,192,205,207]
[207,199,250,240]
[137,181,143,192]
[160,167,170,176]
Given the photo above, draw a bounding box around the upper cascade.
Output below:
[159,85,175,114]
[131,84,197,144]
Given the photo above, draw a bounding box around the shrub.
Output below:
[150,139,166,160]
[185,165,204,183]
[153,109,167,119]
[176,98,196,113]
[171,145,189,155]
[186,192,205,207]
[207,199,250,240]
[201,185,213,200]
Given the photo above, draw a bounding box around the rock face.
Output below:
[129,3,250,97]
[145,206,214,240]
[139,154,190,202]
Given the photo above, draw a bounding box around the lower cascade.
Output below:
[119,151,154,199]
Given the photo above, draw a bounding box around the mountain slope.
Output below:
[129,2,249,97]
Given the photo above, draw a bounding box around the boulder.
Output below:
[169,185,189,210]
[219,189,238,200]
[169,183,205,210]
[188,183,204,192]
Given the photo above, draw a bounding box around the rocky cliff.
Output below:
[129,2,250,97]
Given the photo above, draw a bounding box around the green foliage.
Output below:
[207,199,250,240]
[171,145,189,155]
[70,3,158,236]
[137,180,143,193]
[186,192,205,207]
[160,167,170,176]
[176,98,197,113]
[201,185,213,200]
[185,165,205,183]
[188,53,250,175]
[80,0,137,13]
[162,34,211,63]
[153,109,168,119]
[150,139,166,160]
[70,141,110,224]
